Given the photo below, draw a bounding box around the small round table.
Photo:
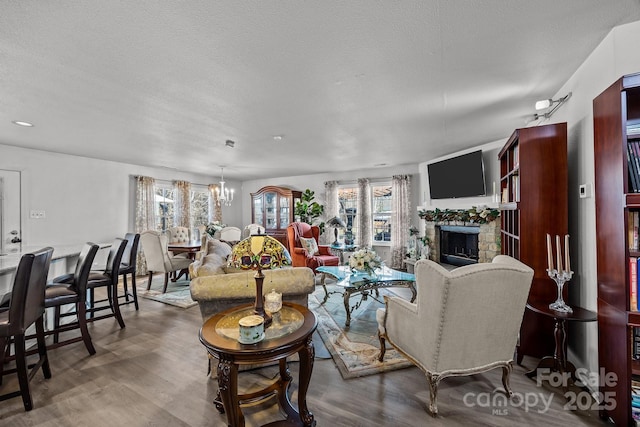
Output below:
[199,302,317,427]
[524,300,597,385]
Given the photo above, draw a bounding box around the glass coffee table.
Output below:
[316,265,416,327]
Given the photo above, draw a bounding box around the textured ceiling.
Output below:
[2,1,640,180]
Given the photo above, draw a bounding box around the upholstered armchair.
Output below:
[377,255,534,416]
[286,222,339,272]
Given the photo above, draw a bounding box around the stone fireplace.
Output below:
[439,225,480,266]
[423,219,500,265]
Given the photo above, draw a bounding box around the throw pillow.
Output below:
[299,236,319,256]
[196,253,227,276]
[206,237,232,259]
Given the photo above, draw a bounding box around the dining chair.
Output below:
[44,242,99,355]
[0,247,53,411]
[119,233,140,310]
[243,223,264,238]
[86,238,128,329]
[140,230,193,293]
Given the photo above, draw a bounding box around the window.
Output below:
[154,182,211,235]
[338,187,358,245]
[155,184,175,233]
[337,182,393,245]
[190,185,210,232]
[372,184,392,243]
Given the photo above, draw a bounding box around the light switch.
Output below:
[30,210,46,219]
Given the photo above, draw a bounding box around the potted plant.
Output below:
[294,189,326,234]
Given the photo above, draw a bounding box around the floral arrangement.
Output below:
[418,206,500,224]
[205,221,227,237]
[349,248,382,275]
[409,225,420,236]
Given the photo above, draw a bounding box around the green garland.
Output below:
[418,206,500,225]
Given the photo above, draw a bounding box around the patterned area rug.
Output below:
[137,277,197,308]
[309,281,413,379]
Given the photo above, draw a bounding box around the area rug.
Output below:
[137,277,197,308]
[309,282,413,379]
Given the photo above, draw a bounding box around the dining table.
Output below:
[167,240,201,281]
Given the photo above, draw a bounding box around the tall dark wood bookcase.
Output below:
[498,123,568,362]
[594,72,640,426]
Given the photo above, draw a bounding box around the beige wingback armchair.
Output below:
[377,255,534,416]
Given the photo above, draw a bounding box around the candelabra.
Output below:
[547,268,573,313]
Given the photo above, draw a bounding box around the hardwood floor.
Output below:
[0,281,612,426]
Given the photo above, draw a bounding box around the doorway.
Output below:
[0,170,21,255]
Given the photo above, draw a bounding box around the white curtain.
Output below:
[209,184,222,223]
[357,178,373,248]
[324,181,339,245]
[135,176,156,275]
[173,180,191,228]
[391,174,411,269]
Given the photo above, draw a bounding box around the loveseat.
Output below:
[188,235,315,321]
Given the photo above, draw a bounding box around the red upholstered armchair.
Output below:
[286,222,340,272]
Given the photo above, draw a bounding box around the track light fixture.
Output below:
[533,92,572,120]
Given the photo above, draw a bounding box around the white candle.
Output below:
[556,235,563,274]
[565,234,570,272]
[546,234,553,271]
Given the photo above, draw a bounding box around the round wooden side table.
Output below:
[524,300,597,385]
[199,302,317,427]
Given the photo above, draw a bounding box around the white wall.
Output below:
[532,20,640,378]
[0,144,242,247]
[417,140,505,211]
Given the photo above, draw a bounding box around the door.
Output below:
[0,170,21,255]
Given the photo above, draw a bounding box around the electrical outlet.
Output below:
[30,210,46,219]
[579,183,592,199]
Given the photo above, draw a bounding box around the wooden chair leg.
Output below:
[377,331,386,362]
[110,283,126,329]
[35,317,51,379]
[147,272,153,290]
[426,372,440,416]
[14,334,33,411]
[163,273,169,293]
[123,273,130,302]
[53,306,61,343]
[0,336,6,385]
[130,273,139,310]
[77,299,96,355]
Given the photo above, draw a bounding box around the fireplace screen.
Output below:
[439,225,480,266]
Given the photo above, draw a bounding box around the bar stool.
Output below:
[44,242,99,355]
[119,233,140,310]
[87,238,127,328]
[0,247,53,411]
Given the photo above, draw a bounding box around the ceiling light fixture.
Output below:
[273,135,283,141]
[12,120,34,127]
[534,92,572,120]
[215,167,234,207]
[225,139,235,148]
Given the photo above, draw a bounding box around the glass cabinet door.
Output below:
[279,195,290,228]
[265,192,277,229]
[253,196,264,226]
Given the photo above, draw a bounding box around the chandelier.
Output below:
[215,167,234,206]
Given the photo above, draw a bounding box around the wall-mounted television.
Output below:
[427,150,486,199]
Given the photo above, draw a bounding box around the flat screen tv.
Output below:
[427,150,486,199]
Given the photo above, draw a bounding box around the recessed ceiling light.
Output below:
[273,135,283,141]
[374,163,388,167]
[12,120,33,127]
